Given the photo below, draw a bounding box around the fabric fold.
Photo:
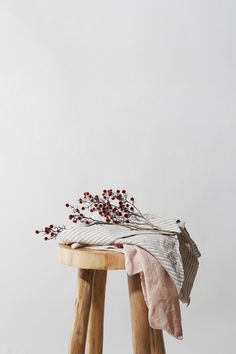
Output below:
[124,244,183,339]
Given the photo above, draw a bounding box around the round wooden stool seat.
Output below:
[58,244,125,270]
[58,244,165,354]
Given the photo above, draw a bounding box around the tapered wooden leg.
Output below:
[69,269,94,354]
[86,270,107,354]
[128,273,151,354]
[150,328,166,354]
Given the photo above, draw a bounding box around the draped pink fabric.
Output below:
[123,244,183,339]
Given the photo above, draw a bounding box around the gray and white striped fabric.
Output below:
[58,214,201,304]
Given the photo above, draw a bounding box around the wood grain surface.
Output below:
[86,270,107,354]
[128,273,151,354]
[68,269,94,354]
[58,244,125,270]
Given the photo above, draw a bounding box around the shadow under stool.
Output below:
[58,244,166,354]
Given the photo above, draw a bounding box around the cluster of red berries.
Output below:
[66,189,136,225]
[35,225,66,241]
[35,189,137,241]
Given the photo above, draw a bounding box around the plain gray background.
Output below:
[0,1,235,353]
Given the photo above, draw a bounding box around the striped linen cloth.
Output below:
[58,214,201,304]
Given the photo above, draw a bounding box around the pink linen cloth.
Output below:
[70,242,183,339]
[124,244,183,339]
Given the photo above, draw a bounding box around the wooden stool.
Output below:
[58,244,166,354]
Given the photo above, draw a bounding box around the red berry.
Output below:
[50,224,54,228]
[130,197,134,202]
[116,189,120,193]
[69,215,73,220]
[122,190,126,193]
[35,230,40,234]
[85,220,90,224]
[44,236,48,241]
[81,207,85,210]
[65,203,69,207]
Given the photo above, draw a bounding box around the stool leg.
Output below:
[69,269,94,354]
[128,273,151,354]
[150,328,166,354]
[86,270,107,354]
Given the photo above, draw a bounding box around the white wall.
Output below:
[0,1,235,353]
